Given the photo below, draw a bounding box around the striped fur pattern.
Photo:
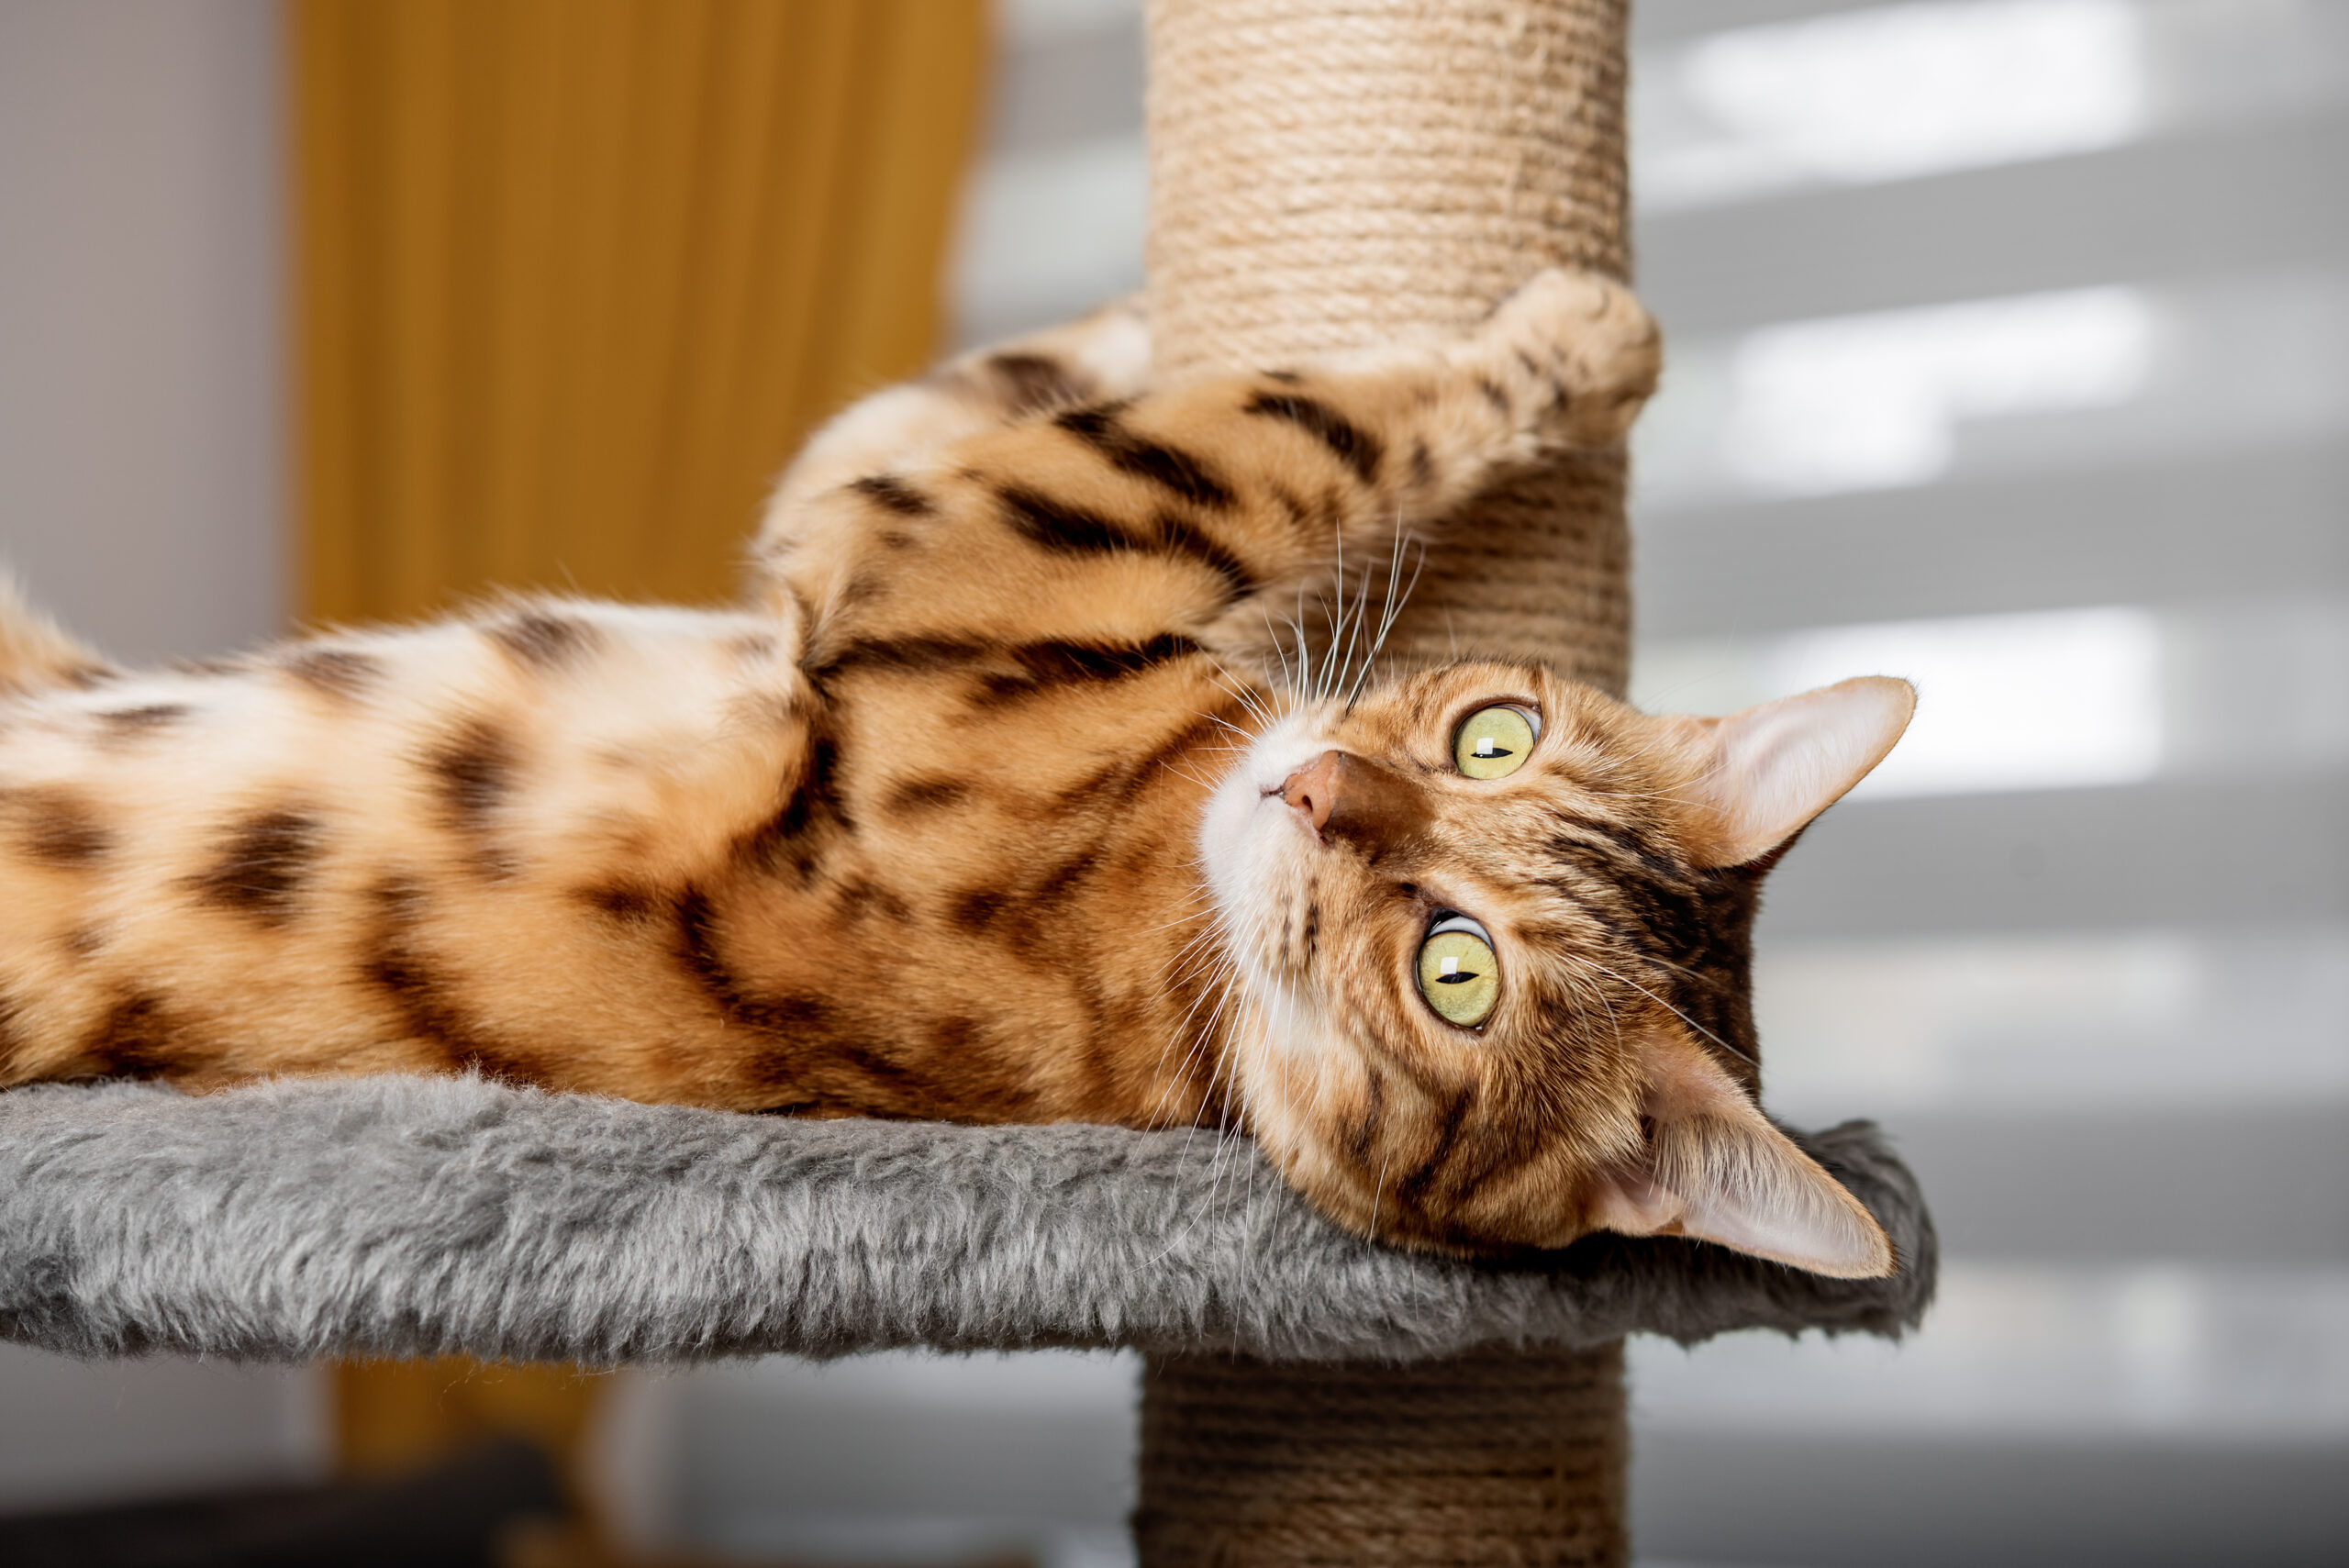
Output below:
[0,272,1902,1270]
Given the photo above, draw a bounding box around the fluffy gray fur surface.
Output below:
[0,1073,1935,1364]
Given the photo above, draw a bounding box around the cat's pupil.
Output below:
[1435,953,1480,984]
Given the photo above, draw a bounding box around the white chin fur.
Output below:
[1197,706,1342,975]
[1195,704,1349,1142]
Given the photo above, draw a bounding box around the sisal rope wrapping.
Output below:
[1136,1345,1628,1567]
[1141,2,1640,1562]
[1146,0,1633,691]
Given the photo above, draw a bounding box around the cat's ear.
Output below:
[1583,1026,1894,1278]
[1668,676,1915,869]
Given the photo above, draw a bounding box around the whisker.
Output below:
[1562,951,1759,1068]
[1329,535,1375,706]
[1262,606,1294,691]
[1346,524,1424,708]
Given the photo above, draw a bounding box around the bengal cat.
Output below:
[0,271,1913,1274]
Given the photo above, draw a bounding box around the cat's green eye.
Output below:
[1417,914,1499,1029]
[1453,705,1538,779]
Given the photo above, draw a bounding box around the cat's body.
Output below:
[0,272,1913,1272]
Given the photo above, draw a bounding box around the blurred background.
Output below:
[1,0,2343,1563]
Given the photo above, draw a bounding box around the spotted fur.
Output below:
[0,272,1898,1270]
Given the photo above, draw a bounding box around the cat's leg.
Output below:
[766,269,1657,662]
[1183,268,1660,657]
[758,296,1151,539]
[1187,266,1662,663]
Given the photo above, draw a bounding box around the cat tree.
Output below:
[1139,3,1887,1559]
[0,3,1934,1562]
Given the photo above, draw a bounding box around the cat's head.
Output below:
[1197,661,1913,1275]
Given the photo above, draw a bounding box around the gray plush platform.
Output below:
[0,1073,1934,1364]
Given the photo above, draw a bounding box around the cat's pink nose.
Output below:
[1280,751,1342,832]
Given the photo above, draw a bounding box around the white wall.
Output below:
[0,0,325,1520]
[0,0,286,664]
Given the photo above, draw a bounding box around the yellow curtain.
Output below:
[293,0,988,1499]
[295,0,990,623]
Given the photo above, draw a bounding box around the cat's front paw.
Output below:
[1470,268,1662,449]
[985,295,1153,409]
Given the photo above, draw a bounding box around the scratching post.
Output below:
[1141,2,1640,1561]
[1147,0,1633,691]
[1138,1345,1627,1566]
